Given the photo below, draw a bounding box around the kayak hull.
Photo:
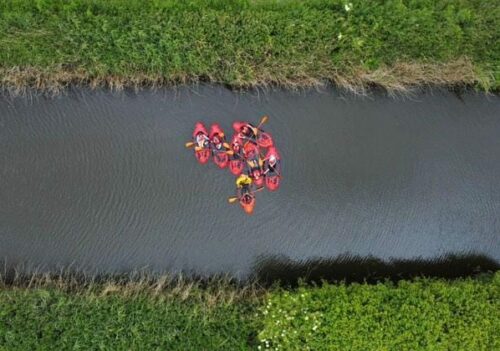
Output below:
[253,176,264,187]
[210,123,229,168]
[257,132,273,148]
[238,188,255,215]
[229,134,244,175]
[229,159,244,175]
[266,175,280,191]
[193,122,210,164]
[232,121,246,132]
[265,146,281,191]
[243,142,260,160]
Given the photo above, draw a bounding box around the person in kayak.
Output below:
[238,124,258,142]
[247,157,264,186]
[195,132,210,150]
[236,174,254,205]
[232,139,246,160]
[264,153,280,174]
[211,133,225,151]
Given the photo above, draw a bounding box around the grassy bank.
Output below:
[0,274,263,350]
[1,273,498,350]
[0,0,498,94]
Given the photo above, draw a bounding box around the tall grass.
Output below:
[0,271,264,350]
[0,0,498,93]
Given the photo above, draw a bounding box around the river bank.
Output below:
[1,272,498,350]
[1,0,498,94]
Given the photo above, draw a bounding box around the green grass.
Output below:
[1,273,498,350]
[0,290,259,350]
[0,0,499,93]
[0,276,261,350]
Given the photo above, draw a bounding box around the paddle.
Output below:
[189,140,230,150]
[264,167,282,177]
[227,187,264,204]
[253,115,268,133]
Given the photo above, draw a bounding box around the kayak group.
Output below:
[186,116,281,214]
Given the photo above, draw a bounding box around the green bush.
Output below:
[258,273,500,351]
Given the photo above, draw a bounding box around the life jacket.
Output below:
[236,174,253,188]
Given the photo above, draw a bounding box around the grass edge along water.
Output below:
[1,0,498,94]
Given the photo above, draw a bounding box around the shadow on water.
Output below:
[1,254,498,286]
[252,254,499,286]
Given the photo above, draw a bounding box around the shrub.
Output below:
[258,273,499,351]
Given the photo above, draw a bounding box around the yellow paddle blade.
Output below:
[185,141,195,148]
[223,142,231,149]
[194,146,203,152]
[226,150,234,156]
[228,197,239,203]
[251,115,269,135]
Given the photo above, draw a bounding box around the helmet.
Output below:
[213,135,220,144]
[252,169,261,178]
[242,126,250,135]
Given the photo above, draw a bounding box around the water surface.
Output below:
[1,87,499,278]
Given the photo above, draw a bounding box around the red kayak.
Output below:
[243,142,260,160]
[209,123,229,168]
[233,121,273,148]
[244,143,264,187]
[229,134,245,175]
[250,168,264,187]
[256,131,274,148]
[192,122,210,164]
[238,188,256,215]
[264,146,281,191]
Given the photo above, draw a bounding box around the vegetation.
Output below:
[0,273,262,350]
[258,274,500,351]
[1,272,498,350]
[0,0,499,94]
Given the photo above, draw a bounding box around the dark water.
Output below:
[1,87,499,280]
